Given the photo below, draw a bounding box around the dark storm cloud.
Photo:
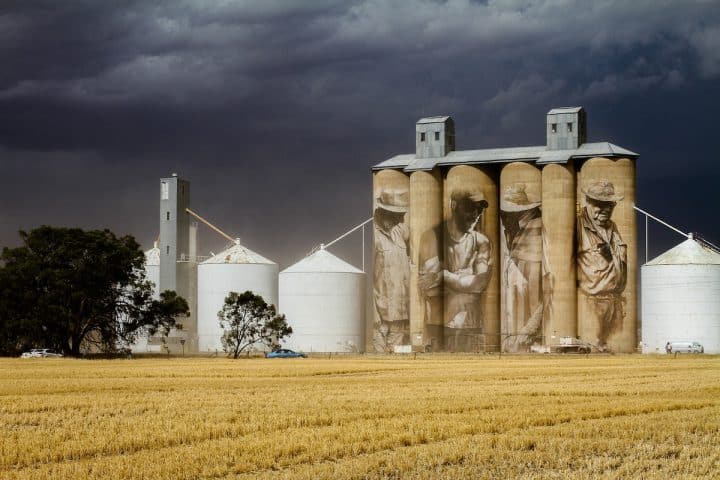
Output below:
[1,0,719,266]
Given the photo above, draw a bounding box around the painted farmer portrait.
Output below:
[577,180,627,351]
[373,188,410,352]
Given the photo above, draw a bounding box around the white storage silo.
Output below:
[145,241,161,300]
[197,239,278,353]
[641,237,720,354]
[132,242,161,353]
[279,247,365,353]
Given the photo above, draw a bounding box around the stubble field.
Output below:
[1,355,719,479]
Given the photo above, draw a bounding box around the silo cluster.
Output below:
[371,107,639,353]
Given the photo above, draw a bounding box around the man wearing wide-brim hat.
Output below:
[373,188,411,352]
[577,180,627,352]
[499,183,546,352]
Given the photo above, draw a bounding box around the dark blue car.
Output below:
[265,349,307,358]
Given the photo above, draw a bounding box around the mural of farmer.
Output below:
[373,188,410,352]
[442,189,492,351]
[500,183,550,352]
[578,180,627,351]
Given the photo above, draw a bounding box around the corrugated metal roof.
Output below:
[404,157,439,171]
[145,245,160,266]
[417,116,450,124]
[372,142,639,171]
[548,107,583,114]
[645,238,720,266]
[373,153,415,170]
[281,248,364,274]
[201,240,276,265]
[537,149,574,164]
[572,142,639,158]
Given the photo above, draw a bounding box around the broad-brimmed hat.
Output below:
[376,188,409,213]
[451,189,489,209]
[582,180,624,202]
[500,183,541,212]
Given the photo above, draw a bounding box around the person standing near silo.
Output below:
[373,188,411,352]
[577,180,627,352]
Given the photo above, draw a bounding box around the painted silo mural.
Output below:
[442,165,499,352]
[499,162,550,353]
[371,108,639,353]
[372,169,411,352]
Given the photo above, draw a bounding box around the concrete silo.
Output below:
[444,164,500,352]
[541,163,577,341]
[197,239,278,353]
[409,169,444,352]
[279,247,365,353]
[371,168,411,353]
[642,237,720,354]
[499,162,543,352]
[578,157,637,352]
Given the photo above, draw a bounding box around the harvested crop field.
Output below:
[1,355,719,479]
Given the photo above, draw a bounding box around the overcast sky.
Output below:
[1,0,719,268]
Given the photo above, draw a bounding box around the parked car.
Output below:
[667,341,704,354]
[21,348,63,358]
[265,349,307,358]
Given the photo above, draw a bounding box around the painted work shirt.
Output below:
[373,222,410,323]
[444,225,492,330]
[577,207,627,296]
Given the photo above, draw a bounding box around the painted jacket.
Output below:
[443,224,492,329]
[577,207,627,296]
[373,222,410,322]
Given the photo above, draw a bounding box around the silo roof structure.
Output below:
[144,243,160,266]
[201,240,275,265]
[644,238,720,266]
[281,248,363,274]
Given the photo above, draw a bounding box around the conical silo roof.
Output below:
[201,239,276,265]
[145,242,160,266]
[645,238,720,266]
[281,248,363,274]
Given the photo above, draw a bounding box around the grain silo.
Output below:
[197,239,278,353]
[279,247,365,353]
[641,236,720,354]
[578,157,637,352]
[131,242,161,353]
[144,241,161,300]
[444,164,500,352]
[500,162,542,352]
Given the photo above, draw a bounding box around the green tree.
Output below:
[0,226,189,356]
[218,291,292,359]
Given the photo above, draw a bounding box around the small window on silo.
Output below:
[166,246,170,255]
[166,211,170,221]
[420,132,426,142]
[551,123,557,133]
[161,182,169,200]
[434,131,440,141]
[567,122,573,133]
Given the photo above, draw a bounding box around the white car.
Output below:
[21,348,64,358]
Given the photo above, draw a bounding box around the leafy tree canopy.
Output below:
[0,226,189,356]
[218,291,291,359]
